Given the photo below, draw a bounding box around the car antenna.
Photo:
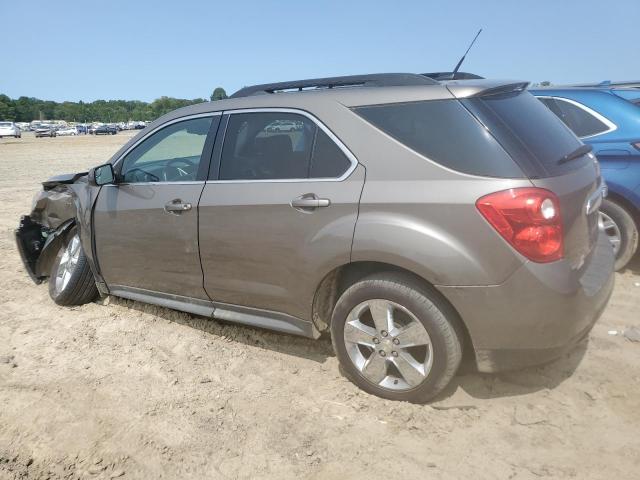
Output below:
[450,28,483,79]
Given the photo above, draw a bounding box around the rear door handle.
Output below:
[291,195,331,210]
[164,199,192,213]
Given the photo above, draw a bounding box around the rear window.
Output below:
[354,100,524,178]
[462,91,586,178]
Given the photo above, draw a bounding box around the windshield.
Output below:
[462,91,586,178]
[0,122,12,127]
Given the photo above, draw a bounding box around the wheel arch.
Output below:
[605,190,640,229]
[311,261,476,362]
[34,219,76,278]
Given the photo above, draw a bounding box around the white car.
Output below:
[56,127,78,136]
[0,122,21,138]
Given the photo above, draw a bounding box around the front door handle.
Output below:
[291,194,331,211]
[164,199,192,213]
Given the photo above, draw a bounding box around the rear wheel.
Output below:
[331,272,462,403]
[600,198,638,271]
[48,228,99,306]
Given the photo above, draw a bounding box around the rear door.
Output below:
[199,109,364,320]
[94,114,220,299]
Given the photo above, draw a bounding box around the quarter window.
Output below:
[539,97,611,138]
[219,112,353,181]
[121,116,213,183]
[310,129,351,178]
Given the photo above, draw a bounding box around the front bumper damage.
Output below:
[15,184,77,283]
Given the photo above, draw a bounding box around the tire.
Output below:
[48,228,99,306]
[330,272,462,403]
[600,198,639,271]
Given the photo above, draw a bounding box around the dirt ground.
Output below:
[0,132,639,480]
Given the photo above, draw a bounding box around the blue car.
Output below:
[530,85,640,270]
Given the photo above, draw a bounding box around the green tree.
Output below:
[210,87,228,101]
[0,94,15,120]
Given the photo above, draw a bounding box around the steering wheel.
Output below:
[124,167,160,183]
[164,157,197,181]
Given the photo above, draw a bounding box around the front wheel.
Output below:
[331,272,462,403]
[599,198,638,271]
[48,228,99,306]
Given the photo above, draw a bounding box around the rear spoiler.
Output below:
[445,80,530,99]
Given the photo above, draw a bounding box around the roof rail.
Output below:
[230,73,438,98]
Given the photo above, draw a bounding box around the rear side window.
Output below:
[354,100,524,178]
[310,129,351,178]
[219,112,353,180]
[463,91,585,178]
[539,97,611,138]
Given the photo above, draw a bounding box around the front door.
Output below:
[94,114,219,299]
[199,111,364,320]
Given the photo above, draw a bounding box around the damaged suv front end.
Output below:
[15,172,104,291]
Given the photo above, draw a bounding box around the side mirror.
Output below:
[88,163,116,186]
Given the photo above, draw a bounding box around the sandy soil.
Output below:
[0,133,639,480]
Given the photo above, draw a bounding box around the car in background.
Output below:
[93,124,117,135]
[34,125,57,138]
[0,122,22,138]
[57,126,78,136]
[266,119,301,132]
[530,86,640,270]
[75,124,88,134]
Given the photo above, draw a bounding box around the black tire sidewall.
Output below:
[330,274,461,403]
[601,198,639,270]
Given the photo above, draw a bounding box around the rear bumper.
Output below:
[439,231,615,372]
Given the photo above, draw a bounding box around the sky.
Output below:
[3,0,639,102]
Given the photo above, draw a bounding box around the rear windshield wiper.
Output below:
[557,144,592,165]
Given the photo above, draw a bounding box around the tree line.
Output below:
[0,87,228,123]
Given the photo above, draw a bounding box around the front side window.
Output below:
[219,112,353,181]
[540,97,611,138]
[121,116,213,183]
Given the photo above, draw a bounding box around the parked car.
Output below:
[0,122,21,138]
[266,120,301,132]
[75,125,88,134]
[530,86,640,270]
[16,73,613,403]
[93,125,117,135]
[57,126,78,136]
[34,126,57,138]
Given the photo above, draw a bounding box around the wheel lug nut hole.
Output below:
[392,351,398,357]
[381,330,388,337]
[379,350,386,357]
[393,338,399,345]
[373,338,380,344]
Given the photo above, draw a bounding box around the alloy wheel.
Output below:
[599,211,622,256]
[55,235,81,293]
[343,299,433,391]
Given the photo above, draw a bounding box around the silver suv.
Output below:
[16,73,614,402]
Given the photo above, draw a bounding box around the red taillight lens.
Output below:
[476,188,563,263]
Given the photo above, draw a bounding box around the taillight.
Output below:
[476,188,563,263]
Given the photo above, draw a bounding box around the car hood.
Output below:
[42,172,87,190]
